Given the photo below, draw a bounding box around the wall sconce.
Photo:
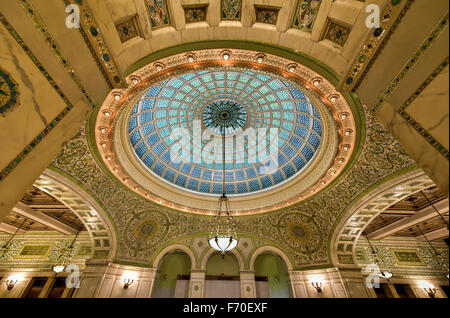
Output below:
[6,275,23,290]
[424,287,436,298]
[311,281,323,293]
[309,275,324,293]
[273,276,279,283]
[122,272,137,289]
[418,281,436,298]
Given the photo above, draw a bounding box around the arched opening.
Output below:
[151,251,191,298]
[204,252,240,298]
[254,252,292,298]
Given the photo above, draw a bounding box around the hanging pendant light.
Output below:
[416,224,449,279]
[208,127,238,255]
[53,226,82,273]
[0,218,27,256]
[364,234,393,280]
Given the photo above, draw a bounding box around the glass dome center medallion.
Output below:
[202,100,247,135]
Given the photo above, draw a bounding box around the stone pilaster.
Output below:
[240,270,256,298]
[189,270,206,298]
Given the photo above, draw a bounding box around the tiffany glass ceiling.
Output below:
[128,69,323,196]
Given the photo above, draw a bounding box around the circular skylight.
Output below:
[128,69,323,196]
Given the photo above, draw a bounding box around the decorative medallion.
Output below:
[277,213,323,255]
[325,21,351,47]
[203,100,247,135]
[255,7,280,25]
[184,6,207,23]
[0,67,20,116]
[145,0,171,29]
[115,17,140,43]
[221,0,242,21]
[292,0,322,32]
[124,211,169,256]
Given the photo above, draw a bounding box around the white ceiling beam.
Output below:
[12,202,77,235]
[417,227,449,242]
[367,198,449,240]
[0,223,26,235]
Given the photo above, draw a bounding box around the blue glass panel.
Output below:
[129,117,138,133]
[140,111,153,124]
[146,134,160,147]
[297,114,310,126]
[212,183,223,194]
[175,175,187,187]
[308,134,320,150]
[143,153,155,167]
[145,86,162,97]
[237,182,248,194]
[153,162,165,176]
[302,144,314,161]
[246,168,256,179]
[163,169,176,182]
[187,179,199,191]
[142,123,155,136]
[261,176,272,188]
[153,143,166,155]
[225,183,235,194]
[249,180,260,191]
[278,153,287,165]
[313,119,322,136]
[130,130,141,146]
[202,170,212,180]
[135,143,148,158]
[294,126,308,139]
[161,88,175,98]
[200,182,211,193]
[283,164,295,178]
[292,155,305,171]
[272,170,284,183]
[181,73,196,81]
[213,171,223,181]
[192,167,202,178]
[181,163,192,174]
[142,99,155,110]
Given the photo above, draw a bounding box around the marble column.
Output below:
[189,270,206,298]
[240,270,256,298]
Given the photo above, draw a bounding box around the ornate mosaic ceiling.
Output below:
[127,69,323,196]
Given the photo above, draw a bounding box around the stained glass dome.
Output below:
[128,69,323,196]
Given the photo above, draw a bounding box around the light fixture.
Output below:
[52,265,66,274]
[6,275,23,290]
[122,272,137,289]
[1,218,27,256]
[365,234,393,280]
[424,287,436,298]
[209,128,238,255]
[311,281,323,293]
[419,281,437,298]
[309,275,324,293]
[416,224,449,279]
[52,227,82,274]
[287,63,297,73]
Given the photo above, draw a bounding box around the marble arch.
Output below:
[330,169,435,268]
[34,169,118,262]
[152,243,197,269]
[201,247,245,272]
[249,245,294,272]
